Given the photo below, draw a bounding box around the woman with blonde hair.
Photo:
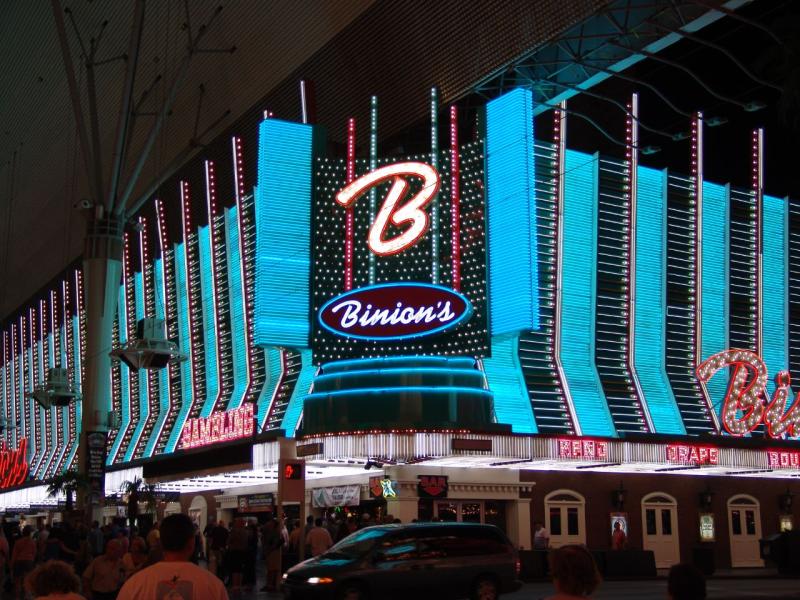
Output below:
[546,545,602,599]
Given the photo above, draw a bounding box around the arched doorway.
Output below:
[544,490,586,547]
[727,494,763,567]
[189,495,208,532]
[641,492,680,568]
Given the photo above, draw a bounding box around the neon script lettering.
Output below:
[696,349,800,438]
[0,438,29,489]
[332,300,455,329]
[318,283,472,341]
[335,162,440,256]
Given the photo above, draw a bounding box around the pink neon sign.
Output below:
[666,443,719,465]
[696,349,800,438]
[557,438,609,461]
[180,403,254,450]
[335,162,441,256]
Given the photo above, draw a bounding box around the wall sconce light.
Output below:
[611,481,627,510]
[779,488,794,514]
[699,486,714,511]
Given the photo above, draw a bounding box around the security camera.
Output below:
[73,198,94,210]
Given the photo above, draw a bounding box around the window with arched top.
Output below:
[544,489,586,548]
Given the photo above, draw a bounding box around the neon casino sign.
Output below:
[180,403,254,450]
[696,349,800,438]
[0,438,29,489]
[319,282,471,341]
[335,162,440,256]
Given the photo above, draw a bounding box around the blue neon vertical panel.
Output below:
[257,347,283,427]
[108,286,130,464]
[254,119,315,348]
[166,242,193,453]
[481,335,537,432]
[143,259,170,457]
[485,88,540,335]
[763,194,788,397]
[225,207,248,411]
[198,226,219,418]
[560,149,616,436]
[282,349,314,437]
[36,339,46,473]
[124,273,148,462]
[634,166,686,434]
[701,182,730,409]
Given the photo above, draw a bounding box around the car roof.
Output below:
[362,522,501,532]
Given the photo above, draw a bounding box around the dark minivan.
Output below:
[282,522,522,600]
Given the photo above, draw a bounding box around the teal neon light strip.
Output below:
[166,242,193,454]
[701,182,730,411]
[254,119,316,348]
[482,335,537,433]
[633,166,686,434]
[313,367,485,385]
[281,349,314,437]
[64,315,81,470]
[305,386,494,401]
[257,347,283,428]
[143,259,170,458]
[54,324,67,471]
[124,273,149,462]
[198,225,219,418]
[34,339,46,474]
[225,206,248,411]
[763,194,788,397]
[107,286,129,464]
[485,88,540,335]
[559,150,616,436]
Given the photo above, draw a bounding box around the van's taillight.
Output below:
[515,557,521,577]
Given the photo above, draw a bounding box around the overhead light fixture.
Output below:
[743,101,766,113]
[27,367,81,409]
[110,318,186,370]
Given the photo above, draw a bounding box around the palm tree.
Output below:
[122,477,158,528]
[46,469,89,512]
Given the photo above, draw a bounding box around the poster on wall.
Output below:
[85,432,107,507]
[610,513,628,549]
[699,513,715,541]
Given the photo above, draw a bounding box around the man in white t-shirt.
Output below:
[118,513,228,600]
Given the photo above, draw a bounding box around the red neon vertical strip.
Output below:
[450,106,461,292]
[344,118,356,291]
[752,129,763,355]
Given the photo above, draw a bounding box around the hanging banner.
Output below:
[311,485,361,508]
[85,432,107,507]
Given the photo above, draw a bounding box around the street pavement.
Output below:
[239,577,800,599]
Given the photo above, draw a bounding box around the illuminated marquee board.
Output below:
[311,145,489,363]
[179,403,254,450]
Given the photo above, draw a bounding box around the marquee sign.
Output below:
[557,438,609,461]
[0,438,29,489]
[180,403,254,450]
[666,443,719,465]
[318,282,472,341]
[697,349,800,438]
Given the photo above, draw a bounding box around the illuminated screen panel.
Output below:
[311,143,489,363]
[762,194,788,397]
[634,166,685,434]
[701,182,730,411]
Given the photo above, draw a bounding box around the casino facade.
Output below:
[0,0,796,573]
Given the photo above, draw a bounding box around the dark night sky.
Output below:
[556,0,800,198]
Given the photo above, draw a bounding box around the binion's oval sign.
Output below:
[319,282,472,341]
